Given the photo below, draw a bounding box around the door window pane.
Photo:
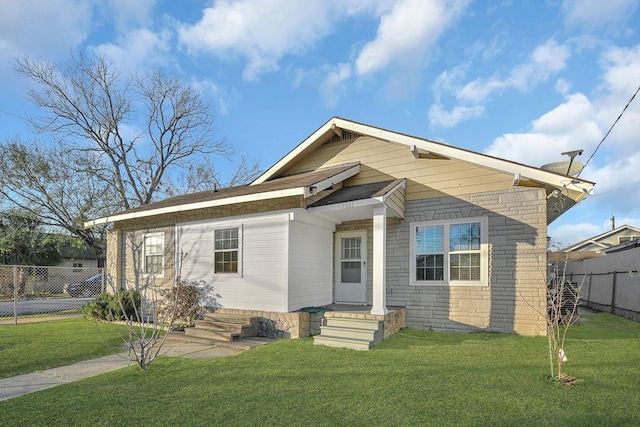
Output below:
[341,261,361,283]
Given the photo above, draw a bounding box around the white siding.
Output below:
[287,213,335,311]
[177,213,290,312]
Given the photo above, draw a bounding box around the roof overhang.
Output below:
[84,187,305,228]
[84,163,361,228]
[253,117,595,225]
[308,179,406,222]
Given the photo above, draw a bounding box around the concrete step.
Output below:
[204,313,259,325]
[195,320,245,333]
[313,335,371,351]
[184,326,239,342]
[325,317,380,331]
[319,325,379,341]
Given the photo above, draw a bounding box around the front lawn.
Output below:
[1,313,639,426]
[0,317,132,379]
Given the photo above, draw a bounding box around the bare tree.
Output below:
[13,53,233,209]
[4,53,258,257]
[0,138,113,265]
[546,260,583,383]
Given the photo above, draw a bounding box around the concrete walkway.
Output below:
[0,336,274,402]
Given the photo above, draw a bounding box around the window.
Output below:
[214,228,239,273]
[411,217,488,286]
[619,236,639,244]
[144,233,164,276]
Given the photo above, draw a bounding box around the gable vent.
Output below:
[323,130,361,145]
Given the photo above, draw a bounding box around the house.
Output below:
[85,117,594,343]
[562,224,640,253]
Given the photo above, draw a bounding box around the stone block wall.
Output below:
[386,187,548,336]
[214,307,320,338]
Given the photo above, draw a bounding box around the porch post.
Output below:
[371,205,388,315]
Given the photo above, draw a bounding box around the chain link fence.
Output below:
[0,265,106,324]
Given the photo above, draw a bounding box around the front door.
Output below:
[335,231,367,304]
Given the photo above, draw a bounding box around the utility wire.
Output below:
[0,107,25,120]
[578,83,640,177]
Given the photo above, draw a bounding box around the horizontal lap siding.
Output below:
[178,215,289,312]
[287,218,334,310]
[283,137,512,200]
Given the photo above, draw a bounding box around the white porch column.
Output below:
[371,205,388,315]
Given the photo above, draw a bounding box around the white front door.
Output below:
[335,231,367,304]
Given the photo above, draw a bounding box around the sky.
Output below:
[0,0,639,248]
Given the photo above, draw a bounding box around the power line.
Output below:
[587,179,640,198]
[0,107,26,120]
[578,83,640,177]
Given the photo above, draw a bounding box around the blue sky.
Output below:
[0,0,639,247]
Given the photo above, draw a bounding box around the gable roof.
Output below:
[85,117,596,228]
[563,224,640,252]
[84,163,360,227]
[253,117,594,189]
[252,117,595,224]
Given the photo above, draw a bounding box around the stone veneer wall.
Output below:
[213,307,325,338]
[386,187,548,336]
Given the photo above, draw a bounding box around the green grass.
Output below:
[2,313,640,426]
[0,318,133,379]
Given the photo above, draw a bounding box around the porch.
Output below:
[211,305,405,345]
[312,305,406,350]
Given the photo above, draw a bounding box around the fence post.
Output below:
[13,265,18,325]
[611,272,617,314]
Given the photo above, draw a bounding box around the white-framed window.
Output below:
[144,232,164,276]
[410,217,489,286]
[619,235,639,244]
[214,227,241,274]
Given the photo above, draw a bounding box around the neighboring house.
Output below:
[85,117,594,338]
[58,237,99,271]
[562,225,640,253]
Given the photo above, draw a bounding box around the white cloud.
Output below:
[102,0,156,34]
[319,63,352,108]
[563,0,638,30]
[488,42,640,246]
[0,0,92,58]
[178,0,342,81]
[430,39,570,128]
[428,103,484,128]
[355,0,469,76]
[90,28,173,73]
[458,39,570,104]
[485,92,601,168]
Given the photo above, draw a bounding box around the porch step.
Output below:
[184,313,259,342]
[313,318,382,351]
[313,335,372,351]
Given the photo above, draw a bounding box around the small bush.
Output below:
[157,283,201,326]
[81,290,141,321]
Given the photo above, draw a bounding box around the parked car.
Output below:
[64,274,103,297]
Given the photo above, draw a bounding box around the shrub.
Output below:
[157,283,201,326]
[81,290,141,321]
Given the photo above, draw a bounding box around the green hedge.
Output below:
[81,290,141,321]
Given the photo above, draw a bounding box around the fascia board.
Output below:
[252,118,336,185]
[307,197,379,214]
[337,118,596,193]
[84,187,304,228]
[304,163,361,197]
